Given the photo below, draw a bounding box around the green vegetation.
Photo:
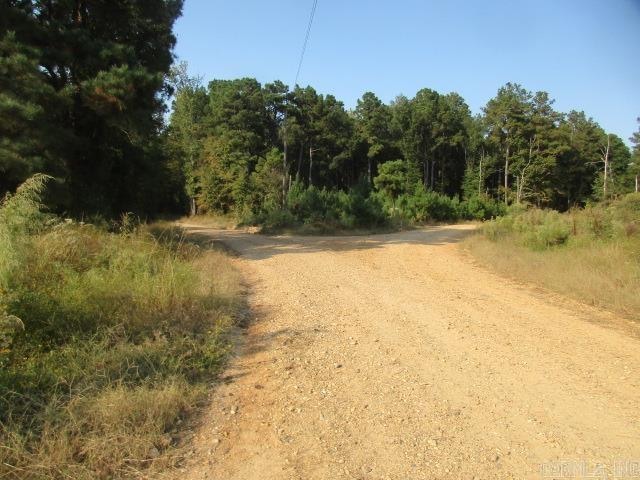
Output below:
[166,71,639,230]
[250,181,388,233]
[0,177,243,479]
[2,3,639,224]
[246,180,506,233]
[467,193,640,319]
[1,0,184,215]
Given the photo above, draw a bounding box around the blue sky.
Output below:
[174,0,640,144]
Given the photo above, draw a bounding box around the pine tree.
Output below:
[2,0,184,214]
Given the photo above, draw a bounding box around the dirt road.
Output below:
[179,225,640,480]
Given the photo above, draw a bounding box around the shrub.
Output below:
[482,206,580,250]
[522,217,571,250]
[460,195,506,220]
[610,192,640,238]
[398,187,460,222]
[254,208,297,231]
[336,188,387,228]
[264,182,389,231]
[287,183,326,223]
[482,215,515,241]
[581,204,613,238]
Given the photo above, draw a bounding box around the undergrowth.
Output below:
[467,193,640,319]
[243,181,504,233]
[0,176,243,479]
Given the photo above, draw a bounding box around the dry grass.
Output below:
[465,195,640,321]
[466,236,640,319]
[0,182,244,479]
[175,214,238,229]
[2,380,202,479]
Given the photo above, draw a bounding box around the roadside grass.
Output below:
[0,176,243,479]
[175,214,238,230]
[465,193,640,320]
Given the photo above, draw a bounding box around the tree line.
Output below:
[167,70,639,221]
[1,1,639,221]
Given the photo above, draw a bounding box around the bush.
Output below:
[249,181,389,232]
[460,195,506,220]
[610,192,640,238]
[494,208,571,250]
[397,187,460,222]
[247,178,518,231]
[482,215,515,241]
[522,217,571,250]
[335,187,388,228]
[580,204,613,238]
[478,198,639,250]
[287,184,327,223]
[253,208,297,231]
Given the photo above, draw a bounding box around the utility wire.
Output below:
[294,0,318,87]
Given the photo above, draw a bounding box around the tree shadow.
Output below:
[179,224,476,261]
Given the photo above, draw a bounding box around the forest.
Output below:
[167,71,639,227]
[2,2,639,226]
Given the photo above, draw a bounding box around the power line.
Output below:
[294,0,318,87]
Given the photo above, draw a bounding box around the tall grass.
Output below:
[466,194,640,319]
[0,177,243,479]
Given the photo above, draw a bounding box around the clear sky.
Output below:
[174,0,640,144]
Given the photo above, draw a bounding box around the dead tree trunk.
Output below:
[308,145,314,186]
[516,137,535,204]
[601,134,611,199]
[282,138,288,207]
[296,143,304,182]
[504,142,510,205]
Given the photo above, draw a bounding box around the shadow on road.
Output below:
[179,224,476,261]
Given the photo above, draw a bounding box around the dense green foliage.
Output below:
[167,72,638,228]
[2,2,638,223]
[483,193,640,250]
[0,177,242,478]
[1,0,184,215]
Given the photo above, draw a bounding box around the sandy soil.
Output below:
[177,225,640,480]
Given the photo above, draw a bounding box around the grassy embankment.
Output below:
[0,176,243,479]
[466,193,640,320]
